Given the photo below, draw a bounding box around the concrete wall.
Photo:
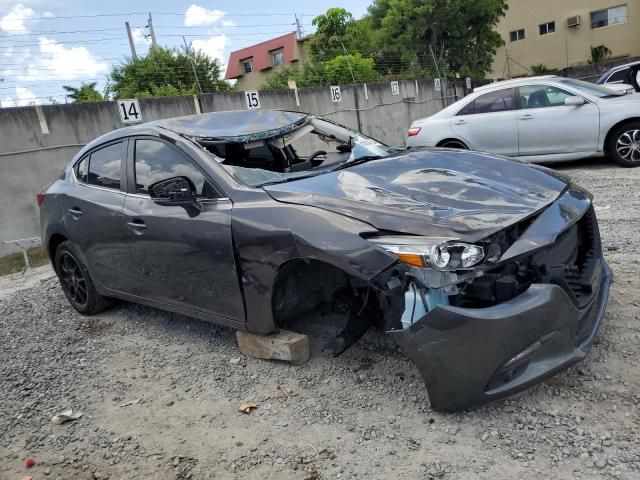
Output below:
[0,79,450,254]
[490,0,640,78]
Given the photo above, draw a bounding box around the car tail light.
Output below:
[36,192,46,207]
[408,127,422,137]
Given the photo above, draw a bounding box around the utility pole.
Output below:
[147,13,158,50]
[294,14,303,39]
[125,22,137,60]
[183,36,203,94]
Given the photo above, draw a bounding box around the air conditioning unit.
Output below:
[567,15,581,28]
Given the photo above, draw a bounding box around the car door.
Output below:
[63,140,130,292]
[516,84,599,156]
[450,88,519,155]
[122,136,245,323]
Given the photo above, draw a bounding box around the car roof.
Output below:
[603,60,640,74]
[153,109,309,141]
[473,75,560,92]
[74,109,310,162]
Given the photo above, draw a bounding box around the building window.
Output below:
[539,21,555,35]
[509,29,525,42]
[591,5,627,29]
[271,50,284,66]
[241,58,253,74]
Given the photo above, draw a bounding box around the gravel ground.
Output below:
[1,159,639,480]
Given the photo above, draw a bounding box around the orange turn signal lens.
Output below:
[396,253,426,268]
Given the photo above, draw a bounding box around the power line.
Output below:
[0,31,300,48]
[5,11,320,21]
[0,23,311,38]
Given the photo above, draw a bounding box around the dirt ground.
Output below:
[1,158,639,480]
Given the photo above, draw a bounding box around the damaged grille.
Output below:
[454,206,602,310]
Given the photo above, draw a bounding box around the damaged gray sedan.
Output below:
[39,110,612,410]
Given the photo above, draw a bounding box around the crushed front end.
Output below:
[374,187,613,411]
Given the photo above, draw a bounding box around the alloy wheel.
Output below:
[616,129,640,163]
[59,252,88,307]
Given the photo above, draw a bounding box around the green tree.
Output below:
[105,47,229,99]
[367,0,508,78]
[262,55,379,89]
[324,54,380,84]
[589,45,612,72]
[62,82,104,103]
[310,8,357,61]
[531,64,551,75]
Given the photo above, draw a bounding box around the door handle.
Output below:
[519,114,533,120]
[67,207,83,217]
[454,120,467,125]
[127,220,147,235]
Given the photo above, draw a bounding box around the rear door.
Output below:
[516,84,599,156]
[122,136,245,323]
[450,88,519,155]
[63,140,130,291]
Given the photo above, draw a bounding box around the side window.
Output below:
[474,88,515,114]
[607,68,629,83]
[88,142,123,190]
[76,156,89,183]
[519,85,573,109]
[457,100,475,116]
[134,139,218,198]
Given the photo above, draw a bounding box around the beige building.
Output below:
[225,32,311,91]
[490,1,640,78]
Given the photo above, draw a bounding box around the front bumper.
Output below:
[388,261,612,411]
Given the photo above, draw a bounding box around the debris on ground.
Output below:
[50,409,82,425]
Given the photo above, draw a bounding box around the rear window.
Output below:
[474,89,515,114]
[456,88,515,115]
[87,142,123,190]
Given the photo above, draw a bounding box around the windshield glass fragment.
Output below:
[196,117,398,187]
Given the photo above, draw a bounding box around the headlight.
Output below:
[368,236,485,271]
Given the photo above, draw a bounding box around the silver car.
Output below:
[407,76,640,166]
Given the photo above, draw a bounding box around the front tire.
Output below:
[54,241,111,315]
[608,122,640,167]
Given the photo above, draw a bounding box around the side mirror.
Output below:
[565,96,585,106]
[148,176,197,206]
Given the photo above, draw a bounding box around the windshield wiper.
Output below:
[256,173,322,187]
[331,155,386,171]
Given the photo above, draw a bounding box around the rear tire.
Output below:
[439,140,468,149]
[54,241,111,315]
[607,121,640,167]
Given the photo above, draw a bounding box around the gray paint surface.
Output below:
[0,80,448,253]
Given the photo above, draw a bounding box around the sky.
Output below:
[0,0,370,107]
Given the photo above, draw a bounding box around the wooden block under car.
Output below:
[236,329,310,364]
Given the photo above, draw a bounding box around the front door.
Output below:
[451,87,519,156]
[122,137,245,323]
[516,84,600,156]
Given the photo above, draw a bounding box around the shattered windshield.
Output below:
[198,117,398,187]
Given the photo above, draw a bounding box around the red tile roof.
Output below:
[224,31,299,80]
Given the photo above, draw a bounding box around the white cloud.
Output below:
[185,4,225,27]
[191,35,229,64]
[221,19,236,27]
[22,37,109,80]
[0,3,35,32]
[1,86,37,107]
[131,27,151,45]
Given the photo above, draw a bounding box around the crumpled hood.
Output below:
[264,149,570,240]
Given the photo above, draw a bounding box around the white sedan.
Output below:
[407,76,640,166]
